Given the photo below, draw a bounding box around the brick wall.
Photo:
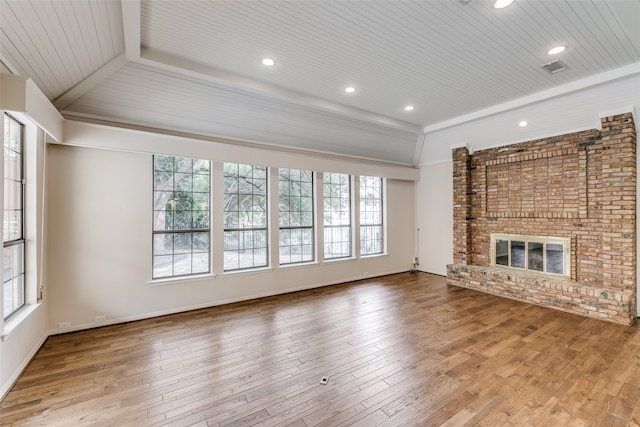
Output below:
[447,113,637,325]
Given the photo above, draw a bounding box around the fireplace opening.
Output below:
[491,234,570,277]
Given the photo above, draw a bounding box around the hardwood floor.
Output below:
[2,272,640,426]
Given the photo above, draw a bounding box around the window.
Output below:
[152,156,210,279]
[492,233,570,276]
[224,163,268,271]
[279,169,314,265]
[359,176,384,255]
[323,172,351,259]
[3,114,25,319]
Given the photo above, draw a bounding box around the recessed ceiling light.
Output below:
[261,58,275,67]
[493,0,514,8]
[404,105,414,111]
[547,45,566,55]
[344,86,356,93]
[518,120,529,128]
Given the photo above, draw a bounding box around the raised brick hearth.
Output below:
[447,113,637,325]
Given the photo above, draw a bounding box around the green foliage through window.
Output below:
[323,172,352,259]
[3,114,25,320]
[360,176,384,255]
[279,169,314,264]
[153,155,210,279]
[223,163,268,271]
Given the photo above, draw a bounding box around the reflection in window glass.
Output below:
[546,243,564,274]
[511,241,525,269]
[324,173,351,260]
[224,163,268,271]
[495,239,508,266]
[360,176,384,255]
[3,114,25,319]
[279,169,314,265]
[528,242,544,271]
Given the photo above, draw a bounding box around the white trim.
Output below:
[0,331,48,399]
[149,273,217,287]
[0,75,64,142]
[53,54,127,111]
[412,133,426,167]
[48,269,408,336]
[449,142,473,155]
[121,0,141,61]
[61,119,420,181]
[1,303,41,341]
[417,158,452,167]
[423,62,640,134]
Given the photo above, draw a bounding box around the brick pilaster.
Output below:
[452,147,471,265]
[599,113,636,297]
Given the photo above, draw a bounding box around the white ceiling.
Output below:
[1,0,639,165]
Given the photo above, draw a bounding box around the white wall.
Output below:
[416,161,453,276]
[0,121,49,399]
[44,139,416,333]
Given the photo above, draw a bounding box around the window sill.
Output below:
[278,261,319,270]
[323,256,357,263]
[360,252,388,259]
[222,266,274,277]
[149,273,216,287]
[1,303,41,342]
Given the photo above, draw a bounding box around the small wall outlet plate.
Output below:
[95,315,107,322]
[59,322,71,329]
[319,376,329,385]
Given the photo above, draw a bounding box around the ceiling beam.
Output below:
[54,53,127,111]
[121,0,141,61]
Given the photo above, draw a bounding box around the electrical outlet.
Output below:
[319,376,329,385]
[59,322,71,329]
[95,315,106,322]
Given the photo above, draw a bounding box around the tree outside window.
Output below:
[223,163,268,271]
[3,114,25,319]
[323,172,351,259]
[153,155,210,279]
[279,169,314,265]
[360,176,384,256]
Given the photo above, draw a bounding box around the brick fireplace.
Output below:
[447,112,637,325]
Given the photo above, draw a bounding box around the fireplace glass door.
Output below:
[491,234,570,277]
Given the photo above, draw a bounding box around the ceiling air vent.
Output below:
[541,60,567,74]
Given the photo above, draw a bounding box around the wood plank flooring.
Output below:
[2,272,640,426]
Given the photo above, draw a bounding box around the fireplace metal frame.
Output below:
[490,233,571,277]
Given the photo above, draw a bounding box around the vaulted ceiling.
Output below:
[1,0,639,165]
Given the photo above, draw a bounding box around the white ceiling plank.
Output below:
[423,61,640,134]
[137,47,422,134]
[53,53,127,111]
[2,0,640,164]
[607,1,640,57]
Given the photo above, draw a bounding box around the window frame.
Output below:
[323,172,353,260]
[152,155,211,280]
[223,162,269,272]
[3,113,26,320]
[278,168,315,265]
[359,175,385,256]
